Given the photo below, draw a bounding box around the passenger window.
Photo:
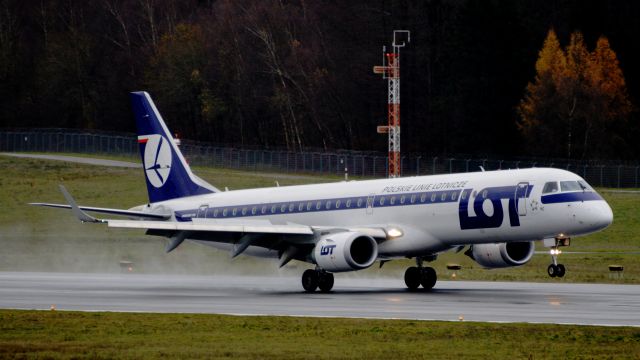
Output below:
[336,200,341,208]
[357,198,363,207]
[542,181,559,194]
[482,190,488,199]
[316,201,322,210]
[298,203,304,211]
[451,192,457,201]
[289,203,295,212]
[307,201,312,211]
[400,195,405,204]
[326,201,331,209]
[431,193,436,202]
[261,206,267,214]
[410,194,416,203]
[379,197,385,206]
[346,199,352,208]
[232,208,237,216]
[252,207,257,215]
[271,205,276,214]
[223,208,228,217]
[461,191,467,200]
[441,192,447,201]
[242,207,247,216]
[560,181,582,192]
[280,204,287,212]
[390,196,396,205]
[420,193,427,202]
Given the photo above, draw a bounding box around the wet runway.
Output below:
[1,272,638,327]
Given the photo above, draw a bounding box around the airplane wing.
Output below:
[37,185,389,265]
[108,218,315,235]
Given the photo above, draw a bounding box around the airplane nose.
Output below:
[588,201,613,231]
[600,201,614,228]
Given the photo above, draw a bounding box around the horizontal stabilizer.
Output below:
[30,203,171,220]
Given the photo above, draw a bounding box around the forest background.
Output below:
[1,0,639,160]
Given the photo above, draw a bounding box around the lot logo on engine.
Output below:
[320,244,336,256]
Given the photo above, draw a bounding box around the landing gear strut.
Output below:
[404,257,437,291]
[302,269,334,292]
[547,237,568,278]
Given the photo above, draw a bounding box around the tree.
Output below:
[144,23,225,141]
[518,29,632,158]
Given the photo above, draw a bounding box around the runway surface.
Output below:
[1,272,639,327]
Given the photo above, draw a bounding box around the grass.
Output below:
[0,310,639,359]
[0,153,639,282]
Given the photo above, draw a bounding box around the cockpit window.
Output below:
[560,181,583,192]
[542,181,559,194]
[578,180,592,191]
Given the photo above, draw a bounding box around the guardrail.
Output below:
[2,130,639,187]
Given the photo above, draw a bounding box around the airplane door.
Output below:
[515,182,528,216]
[366,194,375,215]
[197,205,209,218]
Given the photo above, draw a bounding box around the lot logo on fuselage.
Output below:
[459,185,531,230]
[140,134,172,188]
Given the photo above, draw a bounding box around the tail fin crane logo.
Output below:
[139,134,172,188]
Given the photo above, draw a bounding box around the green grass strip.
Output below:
[1,310,639,359]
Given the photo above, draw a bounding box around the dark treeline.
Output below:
[1,0,639,159]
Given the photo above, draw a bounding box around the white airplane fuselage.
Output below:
[146,167,613,259]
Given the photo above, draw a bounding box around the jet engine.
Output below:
[466,241,535,268]
[313,232,378,272]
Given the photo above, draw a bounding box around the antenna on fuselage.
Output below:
[479,166,485,172]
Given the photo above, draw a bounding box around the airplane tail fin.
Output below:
[130,91,218,203]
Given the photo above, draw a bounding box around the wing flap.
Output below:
[107,219,314,235]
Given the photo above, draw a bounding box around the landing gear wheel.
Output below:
[404,267,421,291]
[302,269,319,292]
[420,267,437,290]
[556,264,566,278]
[318,272,334,292]
[547,264,558,278]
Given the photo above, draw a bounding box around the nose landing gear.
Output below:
[547,245,566,278]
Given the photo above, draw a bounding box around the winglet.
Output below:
[58,185,103,223]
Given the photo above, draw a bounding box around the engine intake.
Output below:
[313,232,378,272]
[467,241,535,268]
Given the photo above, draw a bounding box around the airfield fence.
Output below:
[2,129,640,188]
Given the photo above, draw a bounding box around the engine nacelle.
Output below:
[467,241,535,268]
[313,232,378,272]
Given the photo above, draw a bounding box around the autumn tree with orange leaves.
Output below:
[518,29,632,159]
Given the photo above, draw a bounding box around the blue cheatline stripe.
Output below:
[541,191,603,204]
[174,189,463,221]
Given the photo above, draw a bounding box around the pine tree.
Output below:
[517,29,632,158]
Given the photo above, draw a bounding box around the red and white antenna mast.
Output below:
[373,30,410,178]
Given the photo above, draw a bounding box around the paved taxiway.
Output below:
[1,272,638,327]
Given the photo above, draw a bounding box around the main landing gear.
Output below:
[302,269,334,293]
[404,257,437,291]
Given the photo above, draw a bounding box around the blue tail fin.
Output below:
[130,91,218,203]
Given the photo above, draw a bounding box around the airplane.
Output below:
[31,91,614,292]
